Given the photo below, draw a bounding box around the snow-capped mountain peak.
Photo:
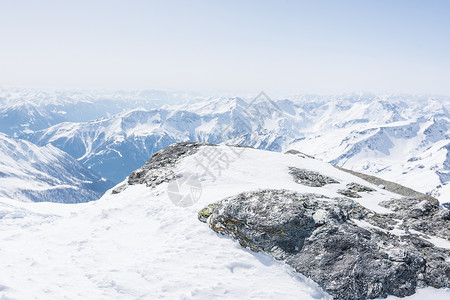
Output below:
[0,132,113,203]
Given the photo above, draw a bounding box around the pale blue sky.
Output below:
[1,0,449,95]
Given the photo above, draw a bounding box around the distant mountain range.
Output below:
[290,115,450,202]
[0,132,113,203]
[0,88,448,204]
[0,87,201,136]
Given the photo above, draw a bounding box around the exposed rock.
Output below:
[334,166,439,206]
[199,189,450,300]
[346,182,375,192]
[225,144,255,149]
[198,204,217,223]
[289,167,340,187]
[336,183,374,199]
[111,183,127,194]
[285,149,315,159]
[379,197,450,240]
[337,189,362,198]
[125,142,213,189]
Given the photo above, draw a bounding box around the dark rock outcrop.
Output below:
[336,183,375,198]
[334,166,439,206]
[113,142,213,193]
[112,142,449,299]
[199,189,450,300]
[289,167,340,187]
[285,149,315,159]
[346,182,375,193]
[337,188,362,198]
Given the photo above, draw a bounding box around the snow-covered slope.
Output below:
[0,133,113,203]
[0,88,200,136]
[0,144,448,299]
[289,115,450,203]
[24,97,298,183]
[24,108,200,183]
[23,93,450,202]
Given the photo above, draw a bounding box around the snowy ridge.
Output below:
[0,133,113,203]
[0,87,202,136]
[24,97,301,182]
[1,144,448,299]
[20,92,450,203]
[291,115,450,202]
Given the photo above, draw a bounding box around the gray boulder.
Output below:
[113,142,213,193]
[289,166,340,187]
[199,189,449,300]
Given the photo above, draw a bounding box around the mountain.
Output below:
[0,133,113,203]
[1,143,448,299]
[22,93,450,204]
[0,87,201,136]
[23,108,194,183]
[288,114,450,203]
[24,97,297,183]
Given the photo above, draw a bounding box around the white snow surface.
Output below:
[0,133,107,203]
[16,92,450,203]
[1,145,448,299]
[174,146,397,214]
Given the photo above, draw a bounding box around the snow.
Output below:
[1,145,449,299]
[0,145,449,299]
[1,89,450,299]
[352,219,391,234]
[174,146,397,214]
[352,219,450,251]
[289,115,450,203]
[11,91,448,203]
[0,189,330,299]
[385,287,450,300]
[0,133,108,203]
[408,229,450,250]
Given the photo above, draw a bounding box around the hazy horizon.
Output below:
[1,0,449,96]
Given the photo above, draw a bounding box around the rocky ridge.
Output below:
[113,142,213,194]
[199,190,449,299]
[116,142,449,299]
